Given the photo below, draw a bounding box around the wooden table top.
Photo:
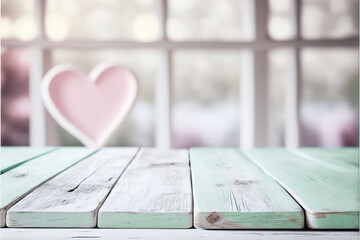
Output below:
[0,147,358,239]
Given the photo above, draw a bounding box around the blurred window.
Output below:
[1,0,358,148]
[267,49,291,146]
[172,51,241,148]
[1,0,37,40]
[301,48,358,147]
[46,0,161,41]
[302,0,359,39]
[168,0,252,41]
[268,0,295,40]
[1,48,31,145]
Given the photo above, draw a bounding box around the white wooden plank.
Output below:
[190,148,304,229]
[1,147,54,173]
[1,229,358,240]
[0,147,95,227]
[98,148,192,228]
[6,148,138,228]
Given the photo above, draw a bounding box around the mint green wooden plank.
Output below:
[98,149,192,228]
[296,148,358,172]
[0,147,95,227]
[6,148,138,228]
[1,147,55,174]
[243,148,359,229]
[190,148,304,229]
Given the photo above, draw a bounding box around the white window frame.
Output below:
[2,0,358,148]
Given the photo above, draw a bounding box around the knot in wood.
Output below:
[206,212,221,224]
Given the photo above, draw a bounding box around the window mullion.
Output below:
[294,0,302,40]
[156,51,172,149]
[155,0,172,148]
[240,0,269,148]
[30,0,46,146]
[285,0,302,148]
[159,0,168,41]
[285,49,302,148]
[30,0,60,146]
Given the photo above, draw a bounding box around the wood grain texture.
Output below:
[6,148,138,228]
[1,229,358,240]
[243,148,359,229]
[190,148,304,229]
[98,148,192,228]
[0,147,95,227]
[1,147,55,174]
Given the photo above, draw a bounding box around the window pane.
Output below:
[267,49,292,146]
[51,49,157,146]
[301,48,358,147]
[172,51,241,148]
[1,0,37,40]
[268,0,295,40]
[1,48,31,145]
[168,0,253,41]
[302,0,359,39]
[46,0,161,41]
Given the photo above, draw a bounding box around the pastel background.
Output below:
[1,0,359,148]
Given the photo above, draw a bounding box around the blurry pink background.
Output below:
[1,0,359,148]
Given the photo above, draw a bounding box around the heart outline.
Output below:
[41,63,138,148]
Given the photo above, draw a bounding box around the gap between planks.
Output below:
[1,147,56,174]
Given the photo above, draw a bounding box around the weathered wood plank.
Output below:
[243,148,359,229]
[1,229,358,240]
[6,148,138,228]
[1,147,55,174]
[296,148,358,172]
[0,147,95,227]
[98,148,192,228]
[190,148,304,229]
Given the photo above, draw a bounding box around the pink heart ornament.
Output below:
[42,64,138,148]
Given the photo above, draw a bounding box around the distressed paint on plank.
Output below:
[190,148,304,229]
[1,147,55,174]
[0,229,358,240]
[0,147,95,227]
[98,148,192,228]
[243,148,359,229]
[6,148,138,228]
